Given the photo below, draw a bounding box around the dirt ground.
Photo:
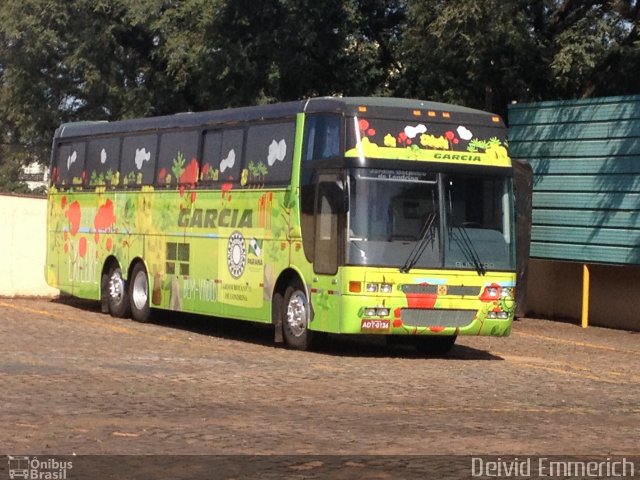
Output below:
[1,297,638,478]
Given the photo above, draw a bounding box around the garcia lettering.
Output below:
[178,208,253,229]
[433,153,481,162]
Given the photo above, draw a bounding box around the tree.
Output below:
[0,150,34,194]
[528,0,640,99]
[395,0,545,117]
[395,0,640,117]
[153,0,401,106]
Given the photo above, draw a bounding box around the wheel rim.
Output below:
[132,270,149,311]
[108,270,126,305]
[286,290,308,338]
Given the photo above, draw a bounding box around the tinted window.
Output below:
[121,134,157,187]
[86,137,120,188]
[200,129,243,185]
[301,115,341,185]
[244,122,295,186]
[55,142,86,188]
[200,131,222,184]
[303,115,341,162]
[157,131,199,187]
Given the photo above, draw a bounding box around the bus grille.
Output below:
[400,309,476,328]
[400,284,480,296]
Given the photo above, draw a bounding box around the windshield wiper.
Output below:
[400,212,437,273]
[450,225,486,276]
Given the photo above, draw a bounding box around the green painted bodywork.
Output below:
[47,107,516,337]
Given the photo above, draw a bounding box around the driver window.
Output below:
[314,174,345,275]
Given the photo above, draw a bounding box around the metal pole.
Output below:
[581,264,590,328]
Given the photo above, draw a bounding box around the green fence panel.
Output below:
[509,95,640,265]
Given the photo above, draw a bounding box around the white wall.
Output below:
[0,194,59,297]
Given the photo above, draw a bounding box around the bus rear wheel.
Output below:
[105,265,130,318]
[282,284,313,350]
[129,262,151,323]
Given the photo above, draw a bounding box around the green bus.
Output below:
[46,97,516,353]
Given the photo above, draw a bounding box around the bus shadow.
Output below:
[53,297,503,361]
[152,309,503,361]
[316,335,503,360]
[53,295,103,312]
[152,308,276,347]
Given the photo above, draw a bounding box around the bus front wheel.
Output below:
[129,262,151,323]
[282,284,313,350]
[106,265,130,318]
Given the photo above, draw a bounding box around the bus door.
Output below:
[310,172,346,332]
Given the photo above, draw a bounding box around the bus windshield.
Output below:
[347,168,515,272]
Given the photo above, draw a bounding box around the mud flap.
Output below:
[100,273,109,313]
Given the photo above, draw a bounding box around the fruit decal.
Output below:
[94,199,116,232]
[64,199,82,236]
[245,161,269,186]
[467,137,509,163]
[345,118,510,167]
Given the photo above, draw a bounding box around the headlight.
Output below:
[484,287,500,298]
[500,288,513,299]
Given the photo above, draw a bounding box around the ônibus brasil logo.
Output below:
[7,456,72,480]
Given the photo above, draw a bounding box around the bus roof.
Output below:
[54,97,502,140]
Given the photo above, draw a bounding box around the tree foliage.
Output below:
[396,0,640,116]
[0,0,638,192]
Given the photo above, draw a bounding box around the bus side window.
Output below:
[301,115,341,184]
[244,122,295,187]
[55,142,86,189]
[121,134,157,188]
[216,129,244,186]
[157,131,199,188]
[201,131,222,184]
[86,137,120,188]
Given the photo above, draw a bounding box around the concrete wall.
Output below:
[0,194,59,297]
[526,259,640,331]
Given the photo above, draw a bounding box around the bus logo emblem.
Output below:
[227,231,247,279]
[8,456,30,479]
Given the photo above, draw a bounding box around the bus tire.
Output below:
[129,262,151,323]
[282,284,313,350]
[106,265,130,318]
[415,335,457,356]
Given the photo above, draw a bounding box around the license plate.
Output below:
[361,319,390,331]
